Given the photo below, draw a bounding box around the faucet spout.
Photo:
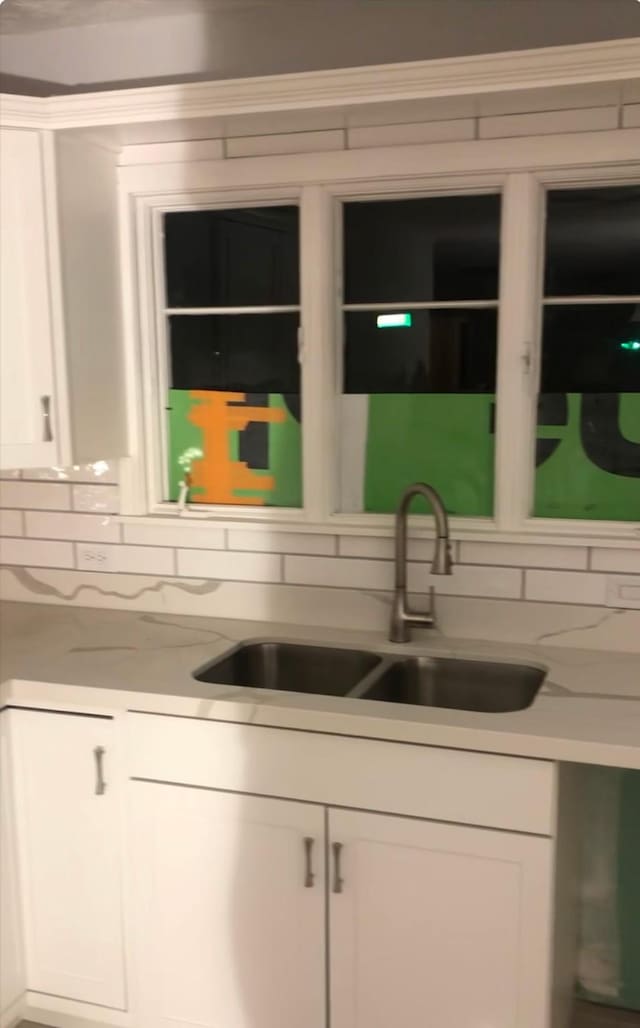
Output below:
[390,482,453,643]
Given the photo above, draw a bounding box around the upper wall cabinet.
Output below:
[0,126,127,470]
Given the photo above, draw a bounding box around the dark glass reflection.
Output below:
[545,186,640,297]
[540,304,640,393]
[344,195,501,303]
[170,314,300,394]
[165,206,299,308]
[344,309,497,393]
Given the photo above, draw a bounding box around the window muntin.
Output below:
[339,195,501,517]
[534,186,640,522]
[163,205,302,509]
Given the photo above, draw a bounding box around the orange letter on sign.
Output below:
[188,391,286,504]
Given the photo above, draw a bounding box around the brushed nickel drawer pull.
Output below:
[303,836,315,888]
[332,841,344,894]
[94,746,106,795]
[41,395,53,442]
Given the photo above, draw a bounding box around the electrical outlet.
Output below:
[76,544,118,573]
[606,575,640,610]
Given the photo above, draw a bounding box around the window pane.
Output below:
[170,313,299,394]
[344,195,501,303]
[344,309,497,393]
[544,186,640,297]
[165,206,299,307]
[534,303,640,520]
[167,314,301,508]
[339,308,497,515]
[534,394,640,520]
[540,304,640,393]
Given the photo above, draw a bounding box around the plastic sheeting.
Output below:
[577,766,622,1000]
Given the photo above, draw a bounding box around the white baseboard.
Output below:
[23,992,130,1028]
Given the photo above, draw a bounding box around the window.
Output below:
[164,205,302,508]
[534,186,640,521]
[339,195,500,516]
[139,150,640,541]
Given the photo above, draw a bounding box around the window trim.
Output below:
[123,146,640,547]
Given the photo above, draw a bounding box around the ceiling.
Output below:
[0,0,639,95]
[0,0,274,33]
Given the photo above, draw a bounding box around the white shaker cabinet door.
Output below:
[130,781,325,1028]
[0,128,59,469]
[9,709,126,1009]
[329,808,554,1028]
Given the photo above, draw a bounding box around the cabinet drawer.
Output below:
[127,713,555,834]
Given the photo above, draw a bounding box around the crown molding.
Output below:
[0,93,48,127]
[1,37,640,131]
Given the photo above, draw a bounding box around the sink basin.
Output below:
[358,656,545,713]
[193,641,382,695]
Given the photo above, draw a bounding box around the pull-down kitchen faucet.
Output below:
[389,483,453,643]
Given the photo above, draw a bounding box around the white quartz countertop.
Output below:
[1,601,639,769]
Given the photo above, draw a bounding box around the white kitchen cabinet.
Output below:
[0,129,58,470]
[0,711,25,1024]
[130,781,326,1028]
[9,709,126,1009]
[127,713,578,1028]
[329,808,553,1028]
[0,126,126,469]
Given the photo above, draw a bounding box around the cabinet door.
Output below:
[10,709,126,1008]
[329,809,553,1028]
[130,781,325,1028]
[0,711,25,1019]
[0,128,59,469]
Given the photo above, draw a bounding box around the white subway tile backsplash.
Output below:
[114,545,174,576]
[348,118,475,149]
[226,129,344,158]
[622,81,640,103]
[525,569,608,606]
[228,529,335,556]
[476,83,621,118]
[346,96,476,128]
[591,548,640,575]
[479,106,618,139]
[408,563,522,600]
[0,537,74,569]
[225,109,342,137]
[285,555,392,591]
[177,548,281,583]
[123,522,225,550]
[26,510,120,543]
[0,480,71,511]
[338,535,435,562]
[0,509,23,536]
[72,484,119,514]
[459,541,588,570]
[121,138,224,166]
[622,104,640,128]
[22,462,118,484]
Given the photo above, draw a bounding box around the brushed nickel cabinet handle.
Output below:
[303,836,315,888]
[41,395,53,442]
[332,841,344,894]
[93,746,106,795]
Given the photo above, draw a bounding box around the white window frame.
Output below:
[120,138,640,548]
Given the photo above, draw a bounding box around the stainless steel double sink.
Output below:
[193,641,546,714]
